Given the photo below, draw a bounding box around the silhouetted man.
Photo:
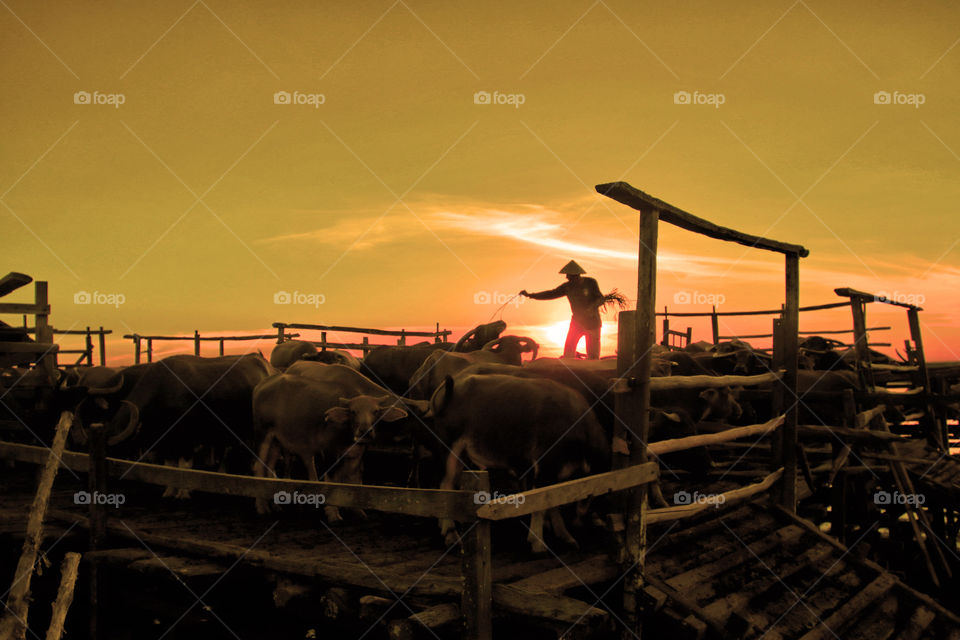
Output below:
[520,260,604,359]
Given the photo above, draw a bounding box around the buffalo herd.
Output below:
[0,325,888,551]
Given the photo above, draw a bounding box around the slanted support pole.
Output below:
[460,471,491,640]
[622,208,658,637]
[781,253,799,512]
[907,309,947,450]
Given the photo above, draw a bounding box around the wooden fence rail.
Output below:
[273,321,453,357]
[122,332,300,363]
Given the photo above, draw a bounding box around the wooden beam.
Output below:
[0,303,49,315]
[45,552,81,640]
[796,574,896,640]
[0,272,32,298]
[596,181,809,256]
[646,469,783,524]
[475,462,659,521]
[796,425,901,443]
[0,341,60,353]
[0,441,477,521]
[835,287,922,310]
[614,371,782,393]
[491,584,609,627]
[781,253,800,512]
[272,322,450,339]
[460,471,492,640]
[0,412,73,640]
[647,416,784,456]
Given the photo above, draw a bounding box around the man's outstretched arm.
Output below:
[520,284,566,300]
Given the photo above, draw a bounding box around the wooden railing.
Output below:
[273,322,453,357]
[122,331,299,363]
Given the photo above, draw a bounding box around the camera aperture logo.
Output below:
[474,490,526,507]
[74,490,125,508]
[273,91,325,108]
[874,290,925,306]
[673,90,725,108]
[673,490,725,508]
[873,91,925,108]
[473,90,525,108]
[273,490,326,507]
[74,290,126,308]
[473,290,525,307]
[673,290,725,306]
[73,91,126,108]
[274,290,325,308]
[874,490,924,506]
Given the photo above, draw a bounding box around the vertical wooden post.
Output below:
[460,471,492,640]
[398,330,406,346]
[85,327,94,365]
[711,306,719,345]
[194,330,201,356]
[622,208,658,638]
[781,254,800,512]
[98,327,106,366]
[34,281,56,379]
[362,336,369,358]
[435,322,441,343]
[219,339,225,357]
[849,297,875,392]
[146,339,153,363]
[133,336,141,364]
[770,318,785,473]
[88,423,108,640]
[321,332,328,351]
[276,324,285,344]
[660,307,669,347]
[906,308,947,450]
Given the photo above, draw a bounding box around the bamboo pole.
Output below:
[44,553,81,640]
[0,411,74,640]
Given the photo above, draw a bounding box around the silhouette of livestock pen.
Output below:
[2,186,960,638]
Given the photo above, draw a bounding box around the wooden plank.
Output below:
[460,471,492,640]
[596,181,809,256]
[0,272,32,298]
[892,606,936,640]
[657,300,850,318]
[614,371,782,393]
[0,412,73,640]
[796,425,901,443]
[0,303,49,315]
[511,555,618,594]
[44,552,81,640]
[796,574,896,640]
[476,462,658,520]
[388,604,461,640]
[646,469,782,524]
[835,287,922,311]
[0,341,60,353]
[49,510,464,597]
[0,441,477,520]
[272,322,449,339]
[491,584,609,627]
[647,416,783,456]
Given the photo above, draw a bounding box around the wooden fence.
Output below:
[0,274,57,377]
[123,331,300,363]
[273,322,453,357]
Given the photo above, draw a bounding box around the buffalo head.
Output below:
[324,394,408,444]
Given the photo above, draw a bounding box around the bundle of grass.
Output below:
[602,288,628,311]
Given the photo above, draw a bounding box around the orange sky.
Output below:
[2,1,959,363]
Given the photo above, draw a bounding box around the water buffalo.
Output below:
[360,342,455,394]
[69,354,274,496]
[407,336,539,399]
[252,373,409,520]
[427,373,609,552]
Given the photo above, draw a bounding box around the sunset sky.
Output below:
[2,1,959,363]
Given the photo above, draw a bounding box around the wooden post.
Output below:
[711,306,719,345]
[146,338,153,363]
[906,309,947,450]
[34,281,56,378]
[781,253,799,512]
[194,330,201,356]
[321,332,327,351]
[85,327,94,365]
[398,330,406,346]
[849,297,875,391]
[435,322,441,343]
[219,339,225,357]
[661,307,669,347]
[0,412,73,640]
[770,318,785,473]
[133,335,141,364]
[276,324,285,344]
[362,336,369,358]
[45,552,81,640]
[88,423,108,640]
[98,327,106,366]
[622,208,658,638]
[460,471,492,640]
